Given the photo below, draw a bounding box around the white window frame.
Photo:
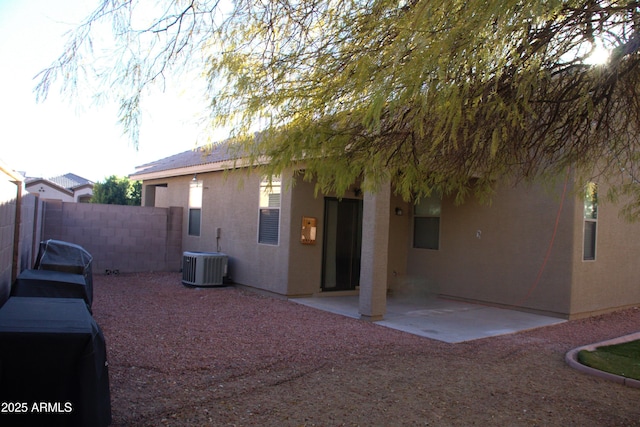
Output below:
[188,179,203,237]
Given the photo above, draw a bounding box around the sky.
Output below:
[0,1,613,184]
[0,0,218,182]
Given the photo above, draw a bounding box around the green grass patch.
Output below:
[578,339,640,381]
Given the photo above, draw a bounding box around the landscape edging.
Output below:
[565,332,640,388]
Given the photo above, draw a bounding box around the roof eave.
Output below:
[0,159,24,182]
[130,157,262,181]
[26,180,75,196]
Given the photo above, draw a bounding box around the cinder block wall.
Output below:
[0,183,42,306]
[0,178,19,304]
[166,206,183,271]
[18,195,42,272]
[42,201,183,274]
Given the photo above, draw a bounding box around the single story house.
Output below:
[130,142,640,320]
[25,173,94,203]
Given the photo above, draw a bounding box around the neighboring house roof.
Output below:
[47,173,94,190]
[130,141,245,181]
[25,173,94,198]
[25,173,94,189]
[0,158,24,182]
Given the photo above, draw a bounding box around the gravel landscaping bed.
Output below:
[94,272,640,426]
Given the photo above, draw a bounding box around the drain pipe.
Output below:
[1,160,25,284]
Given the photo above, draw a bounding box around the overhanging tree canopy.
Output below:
[37,0,640,209]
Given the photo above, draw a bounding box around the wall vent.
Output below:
[182,251,228,287]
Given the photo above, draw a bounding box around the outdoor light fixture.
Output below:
[192,174,197,181]
[395,207,403,216]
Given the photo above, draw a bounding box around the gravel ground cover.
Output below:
[93,272,640,426]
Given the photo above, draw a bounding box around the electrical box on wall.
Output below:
[301,216,317,245]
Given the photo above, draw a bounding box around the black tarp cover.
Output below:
[34,239,94,302]
[35,240,92,271]
[0,297,111,426]
[12,269,93,309]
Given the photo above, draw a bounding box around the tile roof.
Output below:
[132,141,241,176]
[48,173,94,189]
[25,173,94,190]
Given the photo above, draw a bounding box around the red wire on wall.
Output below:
[513,167,572,307]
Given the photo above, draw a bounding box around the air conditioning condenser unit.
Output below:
[182,251,228,287]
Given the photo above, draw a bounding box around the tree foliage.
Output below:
[92,175,142,206]
[37,0,640,208]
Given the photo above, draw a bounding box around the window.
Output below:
[413,193,441,250]
[189,180,203,236]
[258,176,281,245]
[583,183,597,261]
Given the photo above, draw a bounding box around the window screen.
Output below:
[413,193,441,250]
[583,221,596,261]
[583,183,597,261]
[258,176,281,245]
[188,209,201,236]
[258,209,280,245]
[414,217,440,250]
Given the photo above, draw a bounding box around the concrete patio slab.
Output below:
[290,295,566,343]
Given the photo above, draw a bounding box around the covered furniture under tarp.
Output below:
[11,269,92,309]
[0,297,111,427]
[34,239,93,303]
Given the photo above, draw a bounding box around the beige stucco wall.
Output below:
[144,170,371,297]
[569,180,640,318]
[387,192,411,293]
[286,179,366,296]
[142,164,640,316]
[26,183,74,202]
[144,169,293,295]
[405,179,576,317]
[287,179,325,295]
[73,186,93,202]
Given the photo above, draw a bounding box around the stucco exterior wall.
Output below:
[387,192,411,293]
[144,171,374,297]
[73,186,94,202]
[139,164,640,317]
[405,180,576,317]
[287,179,325,295]
[144,169,293,294]
[287,179,367,296]
[26,183,74,202]
[569,181,640,318]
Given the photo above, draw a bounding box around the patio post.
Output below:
[359,182,391,321]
